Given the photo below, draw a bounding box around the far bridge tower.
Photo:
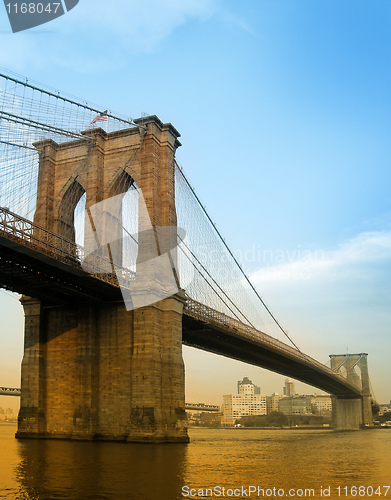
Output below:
[329,353,372,430]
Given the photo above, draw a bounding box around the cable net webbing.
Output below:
[0,68,296,348]
[175,163,287,341]
[0,69,137,222]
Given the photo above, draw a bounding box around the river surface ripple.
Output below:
[0,425,390,500]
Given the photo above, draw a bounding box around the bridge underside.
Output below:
[0,235,122,303]
[182,316,360,398]
[182,316,373,430]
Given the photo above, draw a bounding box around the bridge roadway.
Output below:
[0,207,362,400]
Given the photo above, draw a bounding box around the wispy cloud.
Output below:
[0,0,218,71]
[69,0,217,52]
[219,9,257,37]
[250,230,391,285]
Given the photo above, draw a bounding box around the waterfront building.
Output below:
[311,394,332,416]
[185,403,221,426]
[222,377,266,425]
[279,395,313,415]
[266,393,285,414]
[278,394,332,416]
[0,408,16,421]
[223,377,333,423]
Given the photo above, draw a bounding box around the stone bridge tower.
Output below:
[17,116,189,442]
[329,353,372,430]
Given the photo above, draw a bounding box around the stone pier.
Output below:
[16,116,189,442]
[330,353,373,430]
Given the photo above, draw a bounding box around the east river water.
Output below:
[0,425,390,500]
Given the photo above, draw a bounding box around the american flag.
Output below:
[90,112,108,124]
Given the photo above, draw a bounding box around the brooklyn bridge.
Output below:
[0,71,377,442]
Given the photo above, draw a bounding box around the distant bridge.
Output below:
[0,387,21,397]
[185,403,220,412]
[0,390,220,414]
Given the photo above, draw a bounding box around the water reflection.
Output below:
[15,437,188,499]
[4,427,391,500]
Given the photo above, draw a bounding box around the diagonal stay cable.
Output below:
[177,234,256,328]
[178,245,248,326]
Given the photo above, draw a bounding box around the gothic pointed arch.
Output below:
[109,169,135,198]
[57,179,86,242]
[107,169,139,269]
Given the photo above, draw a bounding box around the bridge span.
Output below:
[0,204,374,436]
[0,206,364,399]
[0,92,375,441]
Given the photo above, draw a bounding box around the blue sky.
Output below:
[0,0,391,409]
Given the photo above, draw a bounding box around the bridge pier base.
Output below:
[362,395,373,427]
[332,397,362,430]
[332,396,374,430]
[330,353,374,430]
[17,293,189,443]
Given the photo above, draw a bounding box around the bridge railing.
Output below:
[0,207,135,289]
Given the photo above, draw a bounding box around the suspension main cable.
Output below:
[0,70,145,130]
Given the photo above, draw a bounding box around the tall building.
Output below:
[237,376,261,395]
[223,377,266,425]
[283,378,295,397]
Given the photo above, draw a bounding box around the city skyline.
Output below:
[1,369,387,415]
